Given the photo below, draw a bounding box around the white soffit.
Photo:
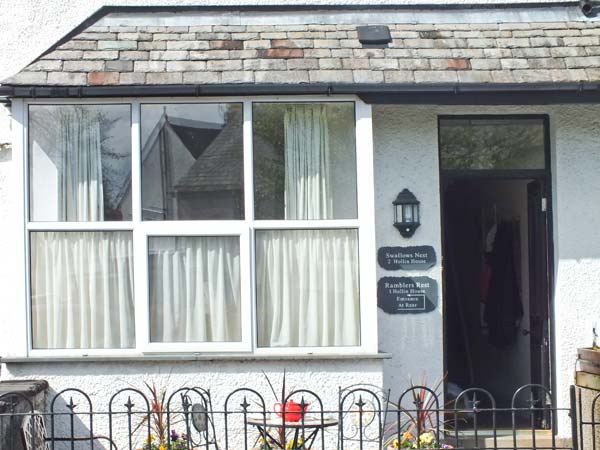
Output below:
[97,6,597,27]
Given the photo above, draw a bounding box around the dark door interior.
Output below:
[439,116,552,427]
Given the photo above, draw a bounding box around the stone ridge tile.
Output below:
[257,48,304,58]
[222,71,255,83]
[74,32,116,41]
[88,71,120,85]
[255,71,309,83]
[309,69,353,83]
[40,50,84,60]
[10,20,600,86]
[58,40,97,51]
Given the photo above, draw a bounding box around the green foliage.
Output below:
[439,120,544,170]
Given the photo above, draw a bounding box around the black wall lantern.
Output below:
[393,189,420,238]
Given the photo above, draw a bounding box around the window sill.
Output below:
[0,352,391,363]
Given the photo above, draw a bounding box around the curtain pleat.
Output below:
[257,229,359,347]
[58,108,104,222]
[149,236,241,343]
[31,231,135,349]
[284,104,332,220]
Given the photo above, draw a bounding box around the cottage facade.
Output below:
[1,1,599,440]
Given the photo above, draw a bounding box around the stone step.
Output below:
[457,430,571,449]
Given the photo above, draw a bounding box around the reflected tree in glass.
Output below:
[439,118,545,171]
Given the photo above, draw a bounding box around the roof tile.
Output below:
[7,18,600,87]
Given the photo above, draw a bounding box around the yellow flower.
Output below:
[145,434,155,444]
[392,439,399,448]
[419,433,434,446]
[285,437,304,450]
[158,445,166,450]
[402,431,413,442]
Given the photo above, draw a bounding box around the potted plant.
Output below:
[384,378,454,450]
[254,370,310,450]
[577,326,600,375]
[134,382,195,450]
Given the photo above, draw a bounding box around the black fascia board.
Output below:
[1,82,600,105]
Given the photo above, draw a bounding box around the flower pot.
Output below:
[274,400,309,422]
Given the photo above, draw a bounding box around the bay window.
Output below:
[23,97,375,357]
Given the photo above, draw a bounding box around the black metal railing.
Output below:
[575,385,600,450]
[0,383,589,450]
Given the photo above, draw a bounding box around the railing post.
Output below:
[570,385,579,450]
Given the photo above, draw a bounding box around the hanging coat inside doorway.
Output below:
[483,221,523,349]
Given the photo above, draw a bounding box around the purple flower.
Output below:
[170,429,180,441]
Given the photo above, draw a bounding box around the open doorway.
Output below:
[439,116,552,426]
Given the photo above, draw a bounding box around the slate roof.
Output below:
[5,19,600,86]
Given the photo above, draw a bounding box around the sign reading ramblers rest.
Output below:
[377,276,438,314]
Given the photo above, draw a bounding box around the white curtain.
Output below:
[257,229,359,347]
[284,104,332,220]
[57,108,104,221]
[257,104,360,348]
[31,231,135,349]
[149,236,241,343]
[31,108,135,349]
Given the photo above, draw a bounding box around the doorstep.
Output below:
[457,429,570,449]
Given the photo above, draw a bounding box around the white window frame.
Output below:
[16,95,377,359]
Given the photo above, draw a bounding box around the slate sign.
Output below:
[378,245,436,271]
[377,276,438,314]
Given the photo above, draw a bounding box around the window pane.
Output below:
[256,229,360,347]
[439,118,545,170]
[149,236,241,343]
[253,103,358,220]
[29,105,132,221]
[30,231,135,349]
[141,104,244,220]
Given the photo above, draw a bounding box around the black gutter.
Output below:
[1,82,600,105]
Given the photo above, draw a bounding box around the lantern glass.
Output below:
[394,204,399,223]
[402,204,412,222]
[413,204,419,223]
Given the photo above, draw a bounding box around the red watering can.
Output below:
[274,400,310,422]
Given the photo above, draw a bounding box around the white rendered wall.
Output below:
[372,106,444,402]
[0,102,25,361]
[1,358,383,448]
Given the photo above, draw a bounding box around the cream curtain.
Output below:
[31,231,135,349]
[57,108,104,221]
[149,236,241,343]
[284,104,332,220]
[31,108,135,349]
[257,104,360,347]
[257,229,359,347]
